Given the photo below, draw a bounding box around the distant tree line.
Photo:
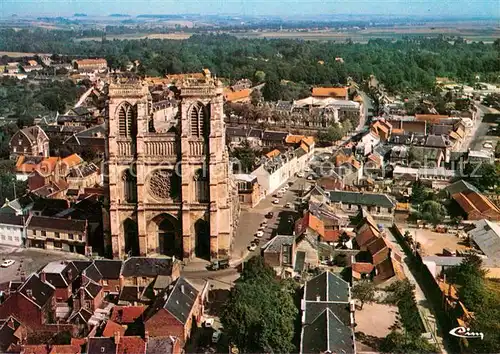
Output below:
[0,29,498,93]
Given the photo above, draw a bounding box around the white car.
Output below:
[304,167,311,172]
[1,260,15,268]
[256,230,264,237]
[248,243,257,251]
[297,172,304,178]
[483,142,493,149]
[204,318,215,328]
[261,220,268,226]
[212,330,222,343]
[307,175,314,180]
[285,202,292,208]
[272,199,280,204]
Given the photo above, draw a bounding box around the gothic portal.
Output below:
[107,71,235,260]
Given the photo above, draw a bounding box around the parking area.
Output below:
[399,226,469,256]
[0,246,89,288]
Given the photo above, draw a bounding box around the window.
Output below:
[55,232,60,239]
[78,234,83,241]
[239,195,245,202]
[33,230,37,236]
[18,140,22,146]
[8,236,12,241]
[189,102,208,138]
[124,168,137,203]
[68,233,74,240]
[194,169,209,203]
[41,230,46,237]
[13,147,16,153]
[377,206,381,213]
[1,235,5,240]
[54,241,62,249]
[102,280,108,286]
[118,102,137,137]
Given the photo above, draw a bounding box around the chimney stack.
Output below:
[144,331,149,343]
[40,272,46,283]
[114,331,121,345]
[181,285,185,294]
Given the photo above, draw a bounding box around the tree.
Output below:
[262,76,282,102]
[221,256,297,353]
[462,163,500,192]
[254,70,266,83]
[250,89,262,106]
[420,200,446,226]
[352,280,376,309]
[410,180,427,205]
[230,140,256,173]
[380,331,437,354]
[317,123,344,146]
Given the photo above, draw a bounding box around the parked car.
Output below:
[256,230,264,237]
[204,318,215,327]
[261,220,268,226]
[285,202,292,208]
[307,175,314,180]
[265,212,274,218]
[248,243,257,251]
[297,172,304,178]
[208,258,230,271]
[272,199,279,204]
[212,330,222,343]
[1,260,15,268]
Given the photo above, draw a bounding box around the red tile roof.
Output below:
[116,336,146,354]
[322,229,341,242]
[312,87,347,98]
[110,306,146,324]
[49,345,80,354]
[356,224,380,248]
[102,320,125,337]
[22,345,49,354]
[366,237,388,257]
[224,88,251,102]
[265,149,281,159]
[352,262,374,274]
[452,191,500,220]
[295,212,325,237]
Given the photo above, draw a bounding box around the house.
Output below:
[261,130,289,147]
[72,279,104,314]
[467,219,500,259]
[87,334,146,354]
[121,257,180,289]
[233,174,261,208]
[300,271,355,354]
[73,59,107,72]
[110,306,145,327]
[0,316,27,352]
[144,277,207,343]
[9,126,50,160]
[26,216,88,254]
[49,345,80,354]
[0,214,25,247]
[223,88,251,103]
[370,119,392,141]
[327,190,396,219]
[446,180,500,221]
[261,235,295,274]
[66,163,100,190]
[81,260,123,296]
[64,124,106,158]
[311,87,348,100]
[0,274,55,330]
[0,195,35,216]
[39,261,78,302]
[145,336,182,354]
[102,319,126,337]
[15,156,60,183]
[358,130,380,156]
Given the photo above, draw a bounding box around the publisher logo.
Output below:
[449,327,484,340]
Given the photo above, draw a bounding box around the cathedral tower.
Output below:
[107,71,234,260]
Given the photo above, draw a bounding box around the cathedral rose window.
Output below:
[149,169,173,200]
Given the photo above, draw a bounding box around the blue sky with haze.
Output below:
[1,0,498,18]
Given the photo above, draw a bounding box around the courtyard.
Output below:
[399,226,469,256]
[355,302,399,352]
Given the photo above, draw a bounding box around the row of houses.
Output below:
[0,257,207,353]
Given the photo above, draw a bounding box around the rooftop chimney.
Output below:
[180,285,185,294]
[114,331,121,345]
[40,272,46,283]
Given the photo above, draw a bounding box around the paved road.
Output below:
[0,247,88,288]
[469,104,499,152]
[386,227,447,353]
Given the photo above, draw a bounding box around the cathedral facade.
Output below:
[106,71,238,260]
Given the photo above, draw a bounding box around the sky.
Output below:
[0,0,498,18]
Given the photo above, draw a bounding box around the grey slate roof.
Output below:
[121,257,174,278]
[425,135,452,148]
[18,274,55,308]
[304,271,350,302]
[226,127,247,137]
[262,130,288,142]
[301,307,355,354]
[71,260,93,274]
[41,261,78,288]
[301,271,354,354]
[83,263,103,283]
[94,260,122,279]
[445,179,480,195]
[328,191,396,209]
[263,235,294,253]
[147,277,199,325]
[0,214,24,226]
[87,337,116,354]
[84,280,102,299]
[146,336,178,354]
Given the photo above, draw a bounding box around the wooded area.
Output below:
[1,29,498,92]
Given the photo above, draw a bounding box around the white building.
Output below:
[252,145,313,196]
[0,214,25,247]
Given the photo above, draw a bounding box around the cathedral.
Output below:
[106,70,238,260]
